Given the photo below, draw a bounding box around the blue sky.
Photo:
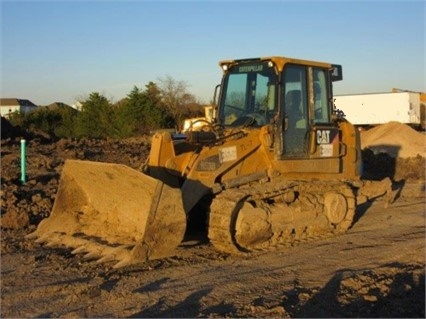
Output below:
[1,0,424,105]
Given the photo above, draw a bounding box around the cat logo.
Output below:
[316,130,330,144]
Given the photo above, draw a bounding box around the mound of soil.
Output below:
[360,121,426,158]
[1,116,31,140]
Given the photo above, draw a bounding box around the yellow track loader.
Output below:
[28,56,393,268]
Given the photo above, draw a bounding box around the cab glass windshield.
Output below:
[219,61,277,127]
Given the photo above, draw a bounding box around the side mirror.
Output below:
[331,64,343,82]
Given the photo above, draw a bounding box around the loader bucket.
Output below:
[27,159,187,268]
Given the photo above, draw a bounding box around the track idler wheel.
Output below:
[323,192,348,225]
[235,202,272,249]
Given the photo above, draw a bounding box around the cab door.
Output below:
[282,65,309,158]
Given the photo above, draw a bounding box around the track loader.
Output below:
[28,56,393,268]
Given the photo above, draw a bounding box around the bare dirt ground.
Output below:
[1,119,425,318]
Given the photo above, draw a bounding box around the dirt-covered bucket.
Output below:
[27,159,187,268]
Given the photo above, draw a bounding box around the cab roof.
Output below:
[219,56,333,72]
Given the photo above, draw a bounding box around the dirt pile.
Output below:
[360,122,425,181]
[360,121,426,158]
[1,117,25,140]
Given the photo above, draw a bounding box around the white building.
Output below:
[71,101,83,111]
[0,98,38,118]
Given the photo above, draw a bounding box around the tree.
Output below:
[8,110,27,129]
[144,81,162,106]
[76,92,113,138]
[27,107,62,137]
[113,84,172,137]
[111,98,134,138]
[141,82,174,130]
[39,103,78,138]
[53,104,78,138]
[158,75,199,129]
[8,104,78,139]
[123,86,147,134]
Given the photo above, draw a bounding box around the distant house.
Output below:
[71,101,83,111]
[42,102,79,115]
[0,98,38,118]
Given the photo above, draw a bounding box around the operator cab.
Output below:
[217,57,343,159]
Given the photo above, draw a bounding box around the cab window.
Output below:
[282,65,308,130]
[219,62,277,127]
[313,68,330,124]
